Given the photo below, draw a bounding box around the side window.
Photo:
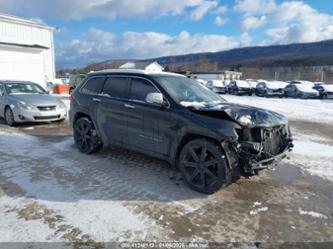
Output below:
[0,83,4,95]
[103,77,130,99]
[130,78,159,103]
[81,77,106,95]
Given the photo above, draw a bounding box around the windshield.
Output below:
[5,83,47,95]
[154,76,225,106]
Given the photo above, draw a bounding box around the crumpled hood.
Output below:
[186,102,288,128]
[8,94,60,106]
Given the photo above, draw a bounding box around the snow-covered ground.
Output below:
[224,95,333,123]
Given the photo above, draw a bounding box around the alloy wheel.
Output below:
[182,144,221,189]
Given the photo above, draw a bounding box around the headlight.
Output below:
[17,101,35,110]
[237,115,254,127]
[57,101,66,109]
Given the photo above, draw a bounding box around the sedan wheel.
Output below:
[74,117,103,154]
[179,139,231,194]
[5,107,16,126]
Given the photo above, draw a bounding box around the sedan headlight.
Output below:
[57,101,66,110]
[17,101,36,111]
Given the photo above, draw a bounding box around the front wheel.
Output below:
[178,139,231,194]
[74,117,103,154]
[5,107,16,126]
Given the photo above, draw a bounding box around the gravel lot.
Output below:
[0,95,332,247]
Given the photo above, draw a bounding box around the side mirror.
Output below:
[146,92,165,106]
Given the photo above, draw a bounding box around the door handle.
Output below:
[92,98,101,103]
[124,104,135,109]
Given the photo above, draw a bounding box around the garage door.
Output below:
[0,45,45,86]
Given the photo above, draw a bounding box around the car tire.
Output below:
[74,117,103,154]
[5,107,16,127]
[178,139,231,194]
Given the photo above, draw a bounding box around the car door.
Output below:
[96,76,131,146]
[126,77,172,156]
[0,83,5,117]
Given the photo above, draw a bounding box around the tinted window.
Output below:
[103,77,130,99]
[81,77,106,94]
[0,83,4,95]
[257,83,265,88]
[130,78,159,102]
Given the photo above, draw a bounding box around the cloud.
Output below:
[56,28,251,68]
[189,1,218,20]
[235,0,333,44]
[214,16,226,27]
[0,0,218,20]
[216,5,228,14]
[234,0,276,16]
[242,16,266,29]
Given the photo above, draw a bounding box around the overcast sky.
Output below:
[1,0,333,69]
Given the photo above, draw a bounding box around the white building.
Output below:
[120,61,164,73]
[0,13,55,89]
[190,71,242,81]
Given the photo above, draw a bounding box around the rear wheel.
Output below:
[5,107,16,126]
[178,139,231,194]
[74,117,103,154]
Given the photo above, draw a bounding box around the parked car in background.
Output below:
[255,81,285,97]
[313,84,333,99]
[206,80,227,94]
[227,80,252,95]
[69,74,86,94]
[0,81,67,126]
[284,83,319,99]
[69,69,293,194]
[290,80,314,86]
[246,80,259,94]
[194,79,207,86]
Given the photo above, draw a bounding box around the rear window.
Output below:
[102,77,130,99]
[81,77,106,94]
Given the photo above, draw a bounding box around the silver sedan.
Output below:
[0,81,67,126]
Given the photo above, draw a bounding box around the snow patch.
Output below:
[249,202,268,216]
[298,208,328,219]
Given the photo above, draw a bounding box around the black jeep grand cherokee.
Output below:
[70,69,293,194]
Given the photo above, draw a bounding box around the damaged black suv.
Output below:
[70,70,293,194]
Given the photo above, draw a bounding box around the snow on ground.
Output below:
[224,95,333,123]
[290,134,333,182]
[0,131,161,242]
[298,208,328,219]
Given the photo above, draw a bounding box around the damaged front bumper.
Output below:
[223,124,294,175]
[249,141,293,171]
